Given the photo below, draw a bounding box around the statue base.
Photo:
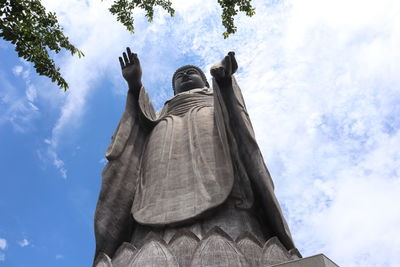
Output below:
[271,254,338,267]
[94,227,338,267]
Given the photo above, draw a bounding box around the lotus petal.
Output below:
[190,227,249,267]
[168,229,200,267]
[236,232,262,267]
[130,232,178,267]
[112,242,137,267]
[261,236,292,266]
[94,252,113,267]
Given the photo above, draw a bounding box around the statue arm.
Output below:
[106,85,156,160]
[210,52,247,116]
[212,71,275,191]
[211,53,297,251]
[94,51,156,262]
[211,52,264,176]
[105,89,139,160]
[107,49,157,160]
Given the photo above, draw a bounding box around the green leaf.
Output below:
[107,0,255,38]
[108,0,175,34]
[0,0,84,90]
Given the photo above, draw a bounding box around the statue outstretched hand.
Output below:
[119,47,142,91]
[210,51,238,83]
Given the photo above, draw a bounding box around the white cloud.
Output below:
[0,65,39,132]
[26,84,37,103]
[0,238,7,261]
[0,238,6,250]
[51,150,67,179]
[34,0,134,177]
[31,0,400,266]
[36,142,67,179]
[98,158,107,165]
[18,238,30,247]
[12,65,23,76]
[226,0,400,266]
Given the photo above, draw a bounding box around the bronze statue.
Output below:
[93,48,300,266]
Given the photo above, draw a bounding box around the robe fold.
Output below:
[132,89,235,225]
[213,76,295,251]
[94,76,296,260]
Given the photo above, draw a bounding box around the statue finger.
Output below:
[218,67,226,78]
[119,56,125,69]
[127,47,135,63]
[123,52,129,65]
[129,52,135,65]
[228,51,238,74]
[219,66,226,77]
[224,55,232,76]
[210,67,220,78]
[210,68,218,77]
[132,53,140,66]
[127,47,133,59]
[211,66,224,78]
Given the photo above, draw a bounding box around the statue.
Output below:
[93,48,300,266]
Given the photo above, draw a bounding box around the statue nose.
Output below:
[182,73,190,81]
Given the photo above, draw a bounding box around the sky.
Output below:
[1,0,400,266]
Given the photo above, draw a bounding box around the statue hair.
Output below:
[172,65,210,94]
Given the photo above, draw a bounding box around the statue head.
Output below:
[172,65,210,95]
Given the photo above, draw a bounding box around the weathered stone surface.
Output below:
[94,50,299,264]
[190,227,250,267]
[130,232,178,267]
[131,90,234,226]
[262,237,294,266]
[94,253,112,267]
[168,230,200,267]
[112,242,137,267]
[236,232,263,267]
[288,248,302,260]
[269,254,339,267]
[104,229,339,267]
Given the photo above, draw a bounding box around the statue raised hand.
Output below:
[210,51,238,83]
[119,47,142,92]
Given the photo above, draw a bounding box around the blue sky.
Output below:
[1,0,400,266]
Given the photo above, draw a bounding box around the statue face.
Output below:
[173,67,206,94]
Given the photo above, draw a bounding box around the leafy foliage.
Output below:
[0,0,84,90]
[218,0,255,38]
[108,0,255,38]
[108,0,175,33]
[0,0,254,90]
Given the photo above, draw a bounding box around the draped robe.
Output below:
[94,76,297,259]
[132,88,237,225]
